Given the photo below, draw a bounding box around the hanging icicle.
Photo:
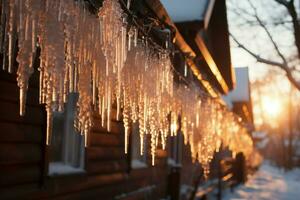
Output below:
[0,0,253,172]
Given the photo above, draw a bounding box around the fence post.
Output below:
[217,159,222,200]
[168,166,181,200]
[234,152,246,184]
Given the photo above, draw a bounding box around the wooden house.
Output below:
[223,67,254,131]
[0,0,237,200]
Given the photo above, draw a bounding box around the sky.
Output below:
[226,0,300,127]
[227,0,296,81]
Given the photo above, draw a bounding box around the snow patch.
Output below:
[131,160,147,169]
[49,162,85,176]
[224,162,300,200]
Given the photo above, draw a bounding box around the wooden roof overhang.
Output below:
[145,0,221,97]
[146,0,235,96]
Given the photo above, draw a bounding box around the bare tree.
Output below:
[229,0,300,91]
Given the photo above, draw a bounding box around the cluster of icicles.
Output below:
[171,86,253,176]
[1,0,253,172]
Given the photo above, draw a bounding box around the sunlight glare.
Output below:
[262,97,281,118]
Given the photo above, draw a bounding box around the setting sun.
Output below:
[261,97,282,118]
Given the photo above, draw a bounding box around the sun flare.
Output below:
[262,97,281,118]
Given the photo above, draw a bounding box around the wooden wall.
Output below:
[0,68,172,200]
[0,68,47,199]
[0,64,186,200]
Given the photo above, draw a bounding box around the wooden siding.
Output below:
[0,69,174,200]
[0,45,198,200]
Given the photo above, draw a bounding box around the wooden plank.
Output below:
[129,167,167,182]
[0,183,42,200]
[203,0,216,29]
[0,144,42,164]
[0,164,166,199]
[52,177,161,200]
[0,122,43,143]
[0,80,40,106]
[91,119,124,135]
[50,172,126,196]
[0,100,45,125]
[87,146,125,161]
[0,69,18,83]
[0,69,40,88]
[194,35,229,93]
[222,173,233,182]
[156,149,167,158]
[87,160,127,175]
[93,107,122,122]
[50,180,137,200]
[151,158,167,168]
[89,133,123,147]
[0,164,40,186]
[50,188,120,200]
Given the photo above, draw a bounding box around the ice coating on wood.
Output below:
[1,0,253,170]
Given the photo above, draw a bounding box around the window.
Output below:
[167,131,183,166]
[49,93,85,176]
[131,122,147,169]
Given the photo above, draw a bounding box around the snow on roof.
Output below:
[160,0,209,22]
[223,67,250,104]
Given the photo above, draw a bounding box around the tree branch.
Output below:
[247,0,288,65]
[230,33,300,90]
[274,0,300,59]
[230,33,285,67]
[274,0,289,7]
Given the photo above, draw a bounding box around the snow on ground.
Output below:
[224,162,300,200]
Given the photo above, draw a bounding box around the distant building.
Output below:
[223,67,254,131]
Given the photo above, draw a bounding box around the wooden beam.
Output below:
[144,0,219,97]
[204,0,216,29]
[194,35,229,93]
[87,146,124,161]
[0,144,41,165]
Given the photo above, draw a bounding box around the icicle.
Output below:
[19,87,27,116]
[138,94,145,155]
[7,0,15,73]
[107,85,111,132]
[8,33,13,73]
[101,96,105,127]
[151,131,156,166]
[92,62,96,105]
[32,20,36,50]
[134,28,138,47]
[123,87,130,154]
[128,27,134,51]
[116,96,120,121]
[184,63,188,77]
[127,0,132,9]
[46,108,53,145]
[0,0,253,171]
[84,130,88,147]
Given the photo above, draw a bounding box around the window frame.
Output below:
[167,131,183,167]
[48,93,86,176]
[130,122,148,169]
